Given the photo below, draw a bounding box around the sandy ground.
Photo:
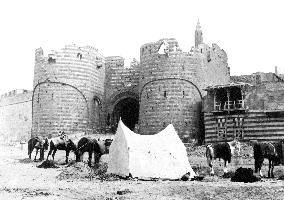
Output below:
[0,144,284,200]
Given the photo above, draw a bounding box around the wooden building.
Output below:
[203,81,284,143]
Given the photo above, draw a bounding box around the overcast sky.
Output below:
[0,0,283,95]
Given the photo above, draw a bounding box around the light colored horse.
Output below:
[206,139,241,175]
[46,134,77,163]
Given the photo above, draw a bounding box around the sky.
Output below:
[0,0,283,95]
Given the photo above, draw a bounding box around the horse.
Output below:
[75,137,112,166]
[206,139,241,175]
[252,140,284,178]
[28,137,49,161]
[46,135,78,164]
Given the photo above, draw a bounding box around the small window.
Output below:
[234,129,244,140]
[207,52,211,62]
[77,53,82,60]
[164,91,167,98]
[48,57,56,64]
[106,114,110,126]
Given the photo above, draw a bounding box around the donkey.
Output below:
[206,139,241,175]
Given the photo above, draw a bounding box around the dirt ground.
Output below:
[1,143,284,200]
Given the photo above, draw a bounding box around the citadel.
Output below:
[1,21,284,144]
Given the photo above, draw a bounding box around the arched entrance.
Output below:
[112,97,139,131]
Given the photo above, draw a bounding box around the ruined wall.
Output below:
[0,90,32,142]
[197,43,230,93]
[33,45,105,138]
[139,39,202,141]
[230,72,284,110]
[246,82,284,110]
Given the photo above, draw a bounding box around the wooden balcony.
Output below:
[213,100,245,112]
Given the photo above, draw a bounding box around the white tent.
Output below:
[107,120,196,180]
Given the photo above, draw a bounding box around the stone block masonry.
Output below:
[139,38,230,141]
[33,45,105,137]
[0,90,32,142]
[104,56,140,132]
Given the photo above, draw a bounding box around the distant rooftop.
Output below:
[204,82,252,91]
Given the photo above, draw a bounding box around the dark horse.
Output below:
[76,137,112,166]
[252,140,284,178]
[46,136,78,164]
[28,137,49,161]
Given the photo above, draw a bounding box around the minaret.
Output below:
[195,19,203,48]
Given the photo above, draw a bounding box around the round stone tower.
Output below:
[139,38,203,141]
[32,44,105,137]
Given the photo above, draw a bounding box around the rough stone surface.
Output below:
[139,38,229,140]
[33,45,105,137]
[0,90,32,142]
[1,21,230,143]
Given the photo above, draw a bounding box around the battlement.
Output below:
[35,44,103,64]
[0,89,31,99]
[140,38,181,58]
[0,89,32,107]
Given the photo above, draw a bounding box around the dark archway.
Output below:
[113,97,139,131]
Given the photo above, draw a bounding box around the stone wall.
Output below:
[104,56,139,132]
[0,90,32,142]
[197,43,230,93]
[139,39,203,140]
[139,39,230,142]
[246,82,284,110]
[231,72,283,85]
[33,45,105,137]
[104,56,139,101]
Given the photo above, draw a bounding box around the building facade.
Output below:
[204,72,284,143]
[0,21,230,143]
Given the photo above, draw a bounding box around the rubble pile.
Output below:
[222,171,235,178]
[56,162,92,180]
[187,145,206,157]
[231,167,260,183]
[56,161,120,181]
[19,158,33,163]
[37,160,59,168]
